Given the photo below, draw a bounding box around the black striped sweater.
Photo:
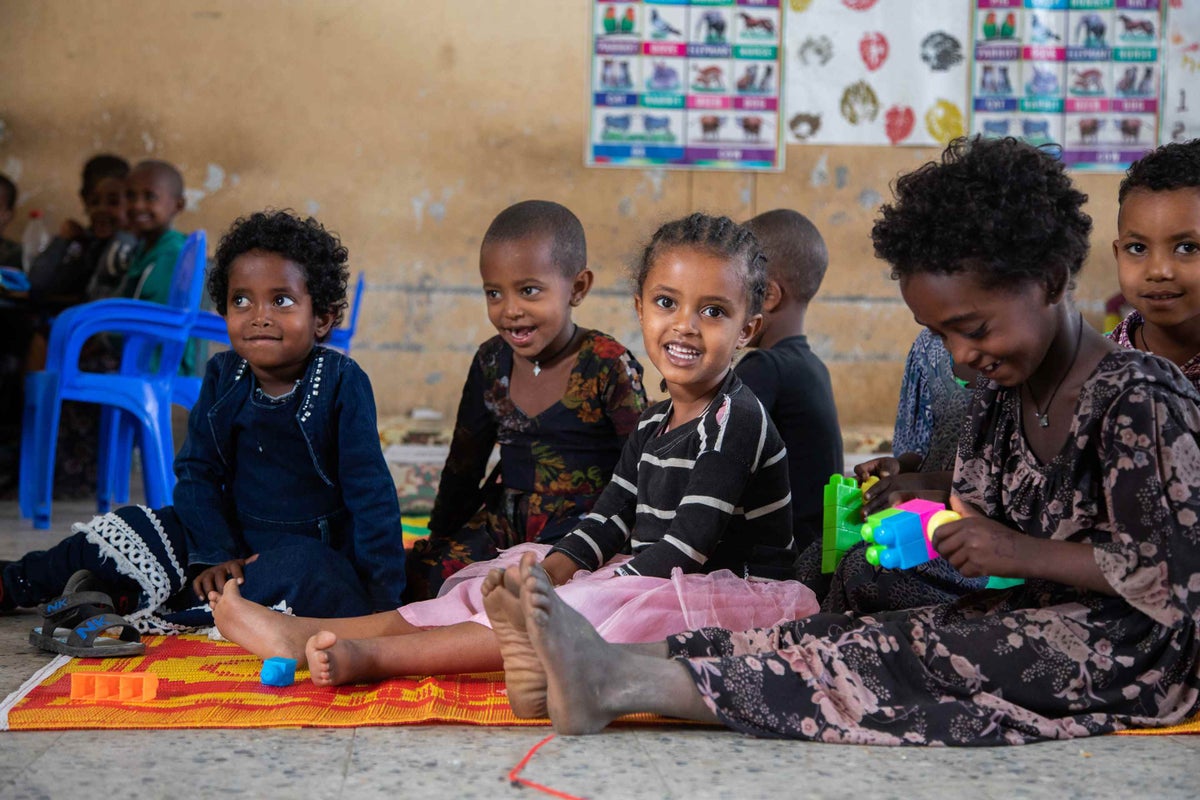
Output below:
[550,371,797,580]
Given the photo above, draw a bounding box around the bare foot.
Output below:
[210,579,318,663]
[520,557,620,735]
[481,559,547,718]
[304,631,382,687]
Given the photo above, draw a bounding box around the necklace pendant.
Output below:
[532,362,541,377]
[1037,413,1049,428]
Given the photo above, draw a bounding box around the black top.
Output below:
[735,335,843,550]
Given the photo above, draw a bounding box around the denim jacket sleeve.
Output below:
[174,353,245,567]
[333,359,407,610]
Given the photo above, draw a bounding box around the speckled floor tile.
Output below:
[2,497,1199,799]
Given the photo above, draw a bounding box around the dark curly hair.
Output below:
[209,210,349,337]
[1119,138,1200,203]
[871,136,1092,294]
[634,213,767,317]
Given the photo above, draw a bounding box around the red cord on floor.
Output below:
[507,734,587,800]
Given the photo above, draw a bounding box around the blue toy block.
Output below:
[260,657,297,687]
[862,508,932,570]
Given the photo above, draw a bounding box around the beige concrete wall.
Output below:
[0,0,1125,428]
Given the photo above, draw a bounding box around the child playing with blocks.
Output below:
[479,136,1200,745]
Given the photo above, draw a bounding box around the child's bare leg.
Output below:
[481,561,547,717]
[304,621,502,686]
[210,579,415,663]
[518,557,718,735]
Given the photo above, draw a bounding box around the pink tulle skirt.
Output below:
[398,543,820,644]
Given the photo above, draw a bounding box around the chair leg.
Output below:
[19,372,63,529]
[134,397,176,509]
[96,406,128,513]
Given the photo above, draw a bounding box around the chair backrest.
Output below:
[166,231,209,311]
[327,272,365,353]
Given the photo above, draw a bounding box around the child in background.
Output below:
[116,159,193,374]
[28,154,137,305]
[118,159,186,304]
[406,200,648,600]
[206,213,816,688]
[1108,138,1200,391]
[735,208,842,554]
[0,172,24,487]
[0,173,20,267]
[0,211,406,638]
[483,137,1200,744]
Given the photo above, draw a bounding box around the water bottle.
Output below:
[21,210,50,272]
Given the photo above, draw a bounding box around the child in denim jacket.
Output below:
[1,210,406,635]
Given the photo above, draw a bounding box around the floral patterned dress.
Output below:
[1109,310,1200,392]
[668,350,1200,745]
[407,330,647,600]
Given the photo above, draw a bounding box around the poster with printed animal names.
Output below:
[783,0,973,146]
[970,0,1166,171]
[587,0,785,171]
[1162,0,1200,145]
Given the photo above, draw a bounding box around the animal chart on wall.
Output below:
[587,0,785,171]
[783,0,972,146]
[969,1,1165,171]
[1162,0,1200,144]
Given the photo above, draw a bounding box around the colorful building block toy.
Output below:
[821,474,877,573]
[70,671,159,702]
[861,499,961,570]
[261,657,297,687]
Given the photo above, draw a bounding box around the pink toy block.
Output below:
[70,671,159,702]
[894,499,945,560]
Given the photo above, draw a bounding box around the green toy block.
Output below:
[822,474,866,574]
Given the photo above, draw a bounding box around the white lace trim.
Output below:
[79,506,191,635]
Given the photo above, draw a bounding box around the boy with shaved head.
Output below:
[118,159,186,305]
[735,209,843,555]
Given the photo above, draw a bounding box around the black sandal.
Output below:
[29,570,145,658]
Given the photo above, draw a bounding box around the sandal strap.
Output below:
[39,591,117,623]
[67,613,143,648]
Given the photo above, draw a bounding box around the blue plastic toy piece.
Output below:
[865,509,931,570]
[261,657,297,687]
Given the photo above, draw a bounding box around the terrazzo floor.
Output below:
[2,498,1198,799]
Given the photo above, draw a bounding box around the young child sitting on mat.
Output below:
[1108,138,1200,391]
[734,208,842,554]
[479,136,1200,745]
[405,199,648,600]
[207,212,818,689]
[0,210,406,645]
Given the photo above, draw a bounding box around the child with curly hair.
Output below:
[481,137,1200,745]
[405,200,648,600]
[1,210,406,643]
[1108,138,1200,391]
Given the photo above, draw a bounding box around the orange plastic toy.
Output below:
[70,671,159,702]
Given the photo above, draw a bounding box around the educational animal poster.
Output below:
[783,0,972,146]
[970,0,1165,170]
[1162,0,1200,144]
[588,0,785,171]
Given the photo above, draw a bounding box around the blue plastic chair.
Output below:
[327,272,365,353]
[19,231,208,528]
[95,309,227,513]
